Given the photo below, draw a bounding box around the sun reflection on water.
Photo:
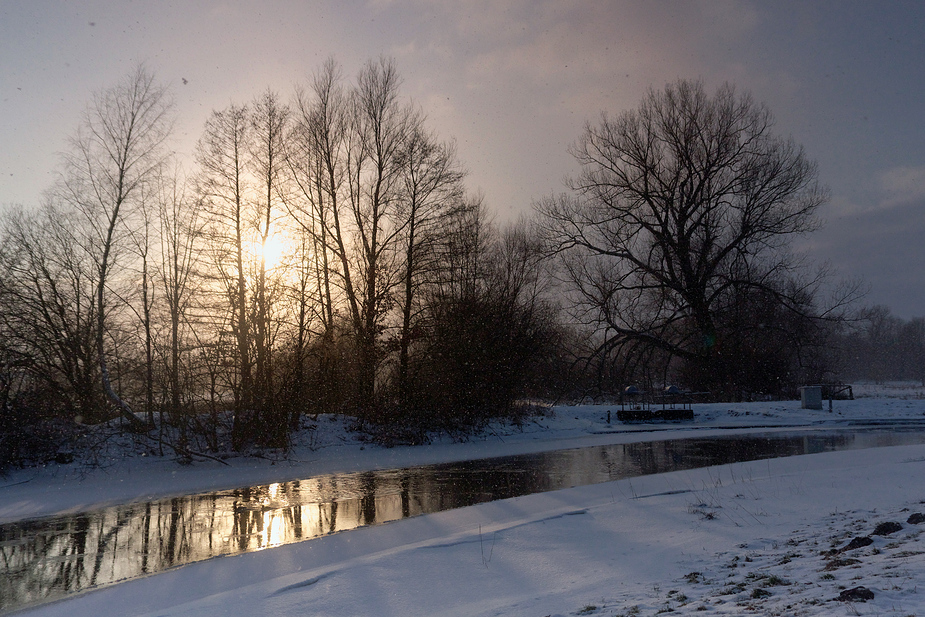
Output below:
[6,431,925,614]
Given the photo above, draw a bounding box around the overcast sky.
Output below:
[2,0,924,317]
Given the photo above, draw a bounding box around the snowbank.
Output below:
[4,394,925,524]
[14,442,925,616]
[5,391,925,616]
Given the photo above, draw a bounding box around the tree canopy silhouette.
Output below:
[539,79,833,395]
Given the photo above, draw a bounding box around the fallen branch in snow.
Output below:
[483,423,505,443]
[0,477,34,489]
[156,439,230,466]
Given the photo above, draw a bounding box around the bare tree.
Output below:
[195,103,254,447]
[438,192,491,300]
[289,57,421,419]
[860,305,902,384]
[394,126,465,407]
[196,91,293,448]
[286,59,347,342]
[248,89,290,446]
[538,80,836,395]
[345,57,421,417]
[901,317,925,386]
[284,60,356,417]
[406,202,563,432]
[0,204,103,421]
[121,178,159,426]
[156,166,202,443]
[56,66,173,428]
[287,58,487,422]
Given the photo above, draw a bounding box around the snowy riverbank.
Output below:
[5,387,925,616]
[4,385,925,525]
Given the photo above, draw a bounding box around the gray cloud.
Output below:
[809,199,925,318]
[2,0,925,315]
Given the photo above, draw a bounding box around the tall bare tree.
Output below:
[195,103,254,447]
[57,66,173,428]
[287,59,346,340]
[287,57,423,419]
[156,167,201,437]
[394,127,465,406]
[538,80,833,395]
[345,57,421,417]
[196,91,293,448]
[282,59,355,419]
[119,177,160,427]
[248,89,290,446]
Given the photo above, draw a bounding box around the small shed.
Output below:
[800,385,823,410]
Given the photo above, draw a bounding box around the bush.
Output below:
[394,290,561,436]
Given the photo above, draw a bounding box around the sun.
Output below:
[249,233,289,271]
[262,234,286,269]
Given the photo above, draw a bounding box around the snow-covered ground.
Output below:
[5,386,925,616]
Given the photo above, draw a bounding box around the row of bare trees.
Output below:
[0,60,564,461]
[1,71,868,466]
[1,69,173,433]
[833,306,925,385]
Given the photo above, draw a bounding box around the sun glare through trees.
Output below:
[247,232,291,273]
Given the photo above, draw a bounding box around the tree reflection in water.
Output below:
[3,428,925,613]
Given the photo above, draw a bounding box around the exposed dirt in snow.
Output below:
[582,505,925,616]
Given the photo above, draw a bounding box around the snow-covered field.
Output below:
[5,387,925,616]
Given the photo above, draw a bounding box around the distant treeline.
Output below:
[833,306,925,385]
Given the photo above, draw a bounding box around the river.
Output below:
[3,427,925,613]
